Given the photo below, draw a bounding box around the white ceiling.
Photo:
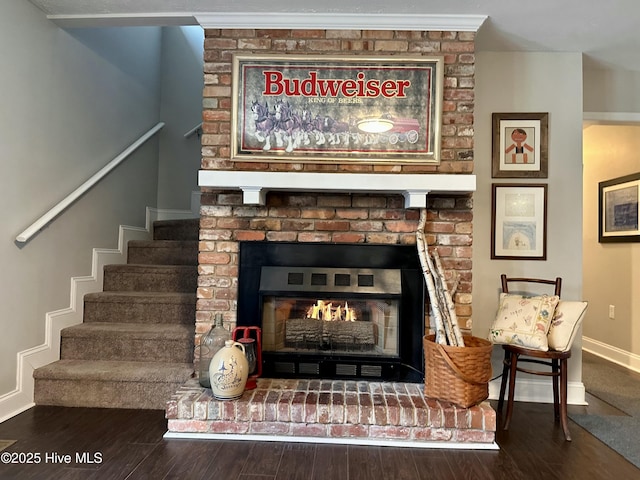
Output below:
[27,0,640,73]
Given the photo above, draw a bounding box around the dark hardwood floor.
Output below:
[1,355,638,479]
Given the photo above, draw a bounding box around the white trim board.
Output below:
[164,432,499,450]
[488,378,587,406]
[195,13,487,31]
[198,171,476,209]
[47,12,487,31]
[582,336,640,374]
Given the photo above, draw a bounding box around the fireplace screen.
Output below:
[259,266,403,377]
[237,241,425,382]
[262,296,400,356]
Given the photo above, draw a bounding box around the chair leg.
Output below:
[497,350,510,413]
[504,352,519,431]
[559,358,571,441]
[552,358,560,420]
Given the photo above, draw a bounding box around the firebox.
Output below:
[237,242,426,382]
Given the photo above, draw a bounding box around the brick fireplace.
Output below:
[165,27,496,448]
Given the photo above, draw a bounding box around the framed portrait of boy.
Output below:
[492,112,548,178]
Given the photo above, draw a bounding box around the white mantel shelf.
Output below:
[198,171,476,209]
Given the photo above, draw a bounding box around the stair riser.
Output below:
[61,337,194,363]
[153,219,199,241]
[34,379,185,410]
[84,301,195,325]
[103,269,197,293]
[128,244,198,266]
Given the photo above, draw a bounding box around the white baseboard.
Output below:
[487,337,640,406]
[488,377,586,406]
[582,336,640,374]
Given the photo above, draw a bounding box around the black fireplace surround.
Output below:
[237,242,426,382]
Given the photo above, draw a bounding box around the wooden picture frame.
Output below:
[492,112,549,178]
[599,172,640,243]
[231,54,443,164]
[491,183,548,260]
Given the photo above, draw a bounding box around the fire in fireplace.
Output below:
[237,242,426,382]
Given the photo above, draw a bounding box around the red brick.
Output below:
[384,394,400,426]
[372,394,387,425]
[249,392,266,422]
[454,429,495,443]
[168,419,210,433]
[290,392,306,423]
[369,425,411,439]
[332,233,366,243]
[235,230,266,241]
[344,393,360,424]
[277,391,293,422]
[397,395,416,426]
[330,424,369,438]
[264,391,280,421]
[317,392,332,424]
[208,421,250,434]
[411,426,453,441]
[290,423,328,437]
[331,393,345,423]
[358,393,374,425]
[304,392,318,423]
[250,422,290,435]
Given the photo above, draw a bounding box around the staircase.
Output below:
[33,219,198,410]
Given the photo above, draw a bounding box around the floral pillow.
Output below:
[547,301,588,352]
[489,293,560,351]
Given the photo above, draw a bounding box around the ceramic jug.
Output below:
[198,314,230,388]
[209,340,249,400]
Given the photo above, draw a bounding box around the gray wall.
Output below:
[474,52,585,402]
[584,68,640,113]
[157,26,204,210]
[0,0,163,395]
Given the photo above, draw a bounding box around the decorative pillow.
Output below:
[489,293,560,351]
[547,301,588,352]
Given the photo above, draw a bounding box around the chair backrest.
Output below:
[500,274,562,298]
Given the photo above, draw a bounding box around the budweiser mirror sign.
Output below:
[231,55,444,164]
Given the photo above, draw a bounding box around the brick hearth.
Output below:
[165,378,496,449]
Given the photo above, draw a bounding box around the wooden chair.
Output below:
[497,274,573,441]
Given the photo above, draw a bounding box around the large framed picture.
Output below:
[231,54,443,164]
[491,184,548,260]
[599,172,640,243]
[492,112,549,178]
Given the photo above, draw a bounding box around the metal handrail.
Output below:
[184,122,203,138]
[15,122,165,244]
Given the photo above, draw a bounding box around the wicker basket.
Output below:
[423,334,493,408]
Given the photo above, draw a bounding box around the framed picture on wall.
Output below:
[599,172,640,243]
[230,54,444,165]
[492,112,549,178]
[491,184,548,260]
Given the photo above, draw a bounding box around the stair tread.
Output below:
[84,291,196,303]
[105,264,197,271]
[34,359,194,382]
[62,322,193,339]
[128,240,198,247]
